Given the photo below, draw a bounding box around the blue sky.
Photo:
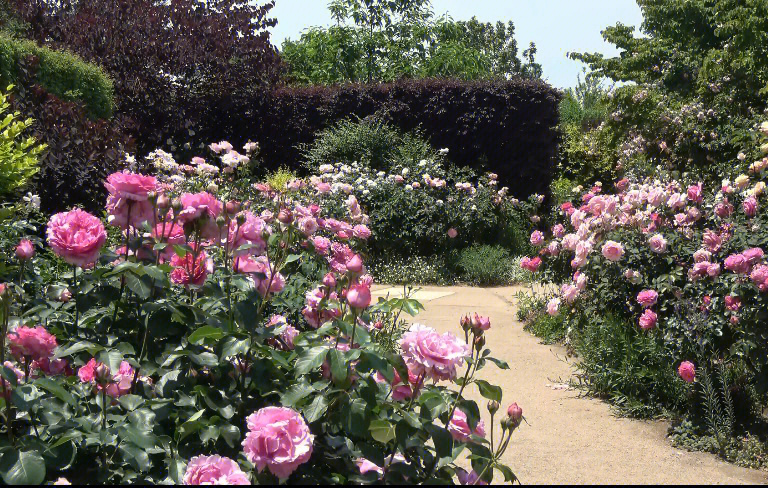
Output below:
[269,0,644,89]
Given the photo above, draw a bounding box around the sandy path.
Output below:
[372,285,768,485]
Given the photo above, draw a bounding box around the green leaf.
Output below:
[369,419,396,444]
[118,394,144,412]
[0,366,17,387]
[124,271,152,299]
[486,357,509,370]
[328,348,348,383]
[55,341,102,358]
[0,450,45,485]
[295,346,329,375]
[303,395,329,423]
[34,378,77,408]
[188,326,226,345]
[281,383,315,407]
[475,379,502,402]
[425,424,454,467]
[284,254,302,264]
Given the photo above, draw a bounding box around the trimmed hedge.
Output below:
[0,35,114,119]
[216,78,561,198]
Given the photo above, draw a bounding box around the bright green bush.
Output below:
[0,35,114,119]
[0,86,44,198]
[455,245,516,286]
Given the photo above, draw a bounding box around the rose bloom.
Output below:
[715,199,734,218]
[374,366,421,401]
[183,455,249,485]
[743,197,758,217]
[104,171,158,228]
[601,241,624,262]
[636,290,658,308]
[15,239,35,260]
[702,230,722,252]
[561,284,580,304]
[638,309,657,330]
[457,468,488,486]
[742,247,764,265]
[78,359,136,398]
[725,295,742,311]
[347,283,372,310]
[47,209,107,268]
[750,264,768,290]
[724,253,750,274]
[235,255,285,297]
[242,407,314,479]
[353,224,371,240]
[693,249,712,263]
[170,250,213,287]
[177,192,223,238]
[447,228,458,239]
[227,212,267,257]
[547,298,561,316]
[678,361,696,383]
[447,408,486,442]
[400,323,470,382]
[687,183,703,204]
[471,313,491,331]
[520,256,542,272]
[648,234,667,254]
[530,230,545,246]
[7,325,57,362]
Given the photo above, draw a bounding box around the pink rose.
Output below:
[616,178,630,191]
[457,468,488,485]
[742,247,764,265]
[686,183,703,204]
[636,290,658,308]
[530,230,545,246]
[447,408,486,442]
[520,256,542,272]
[7,326,57,362]
[743,197,758,217]
[552,224,566,238]
[356,458,383,475]
[750,264,768,290]
[47,209,107,268]
[347,283,372,310]
[353,225,371,240]
[242,407,314,479]
[400,324,470,382]
[547,298,561,316]
[724,253,750,274]
[470,313,491,331]
[311,236,331,256]
[30,357,72,377]
[715,199,734,218]
[447,228,458,239]
[228,212,268,257]
[561,284,580,304]
[601,241,624,262]
[15,239,35,260]
[183,455,249,485]
[678,361,695,383]
[693,249,711,263]
[104,172,158,228]
[78,359,136,398]
[638,309,657,330]
[177,192,223,238]
[346,254,364,274]
[170,250,213,287]
[702,230,722,252]
[648,234,667,253]
[724,295,742,311]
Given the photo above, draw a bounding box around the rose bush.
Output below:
[520,126,768,427]
[0,141,521,484]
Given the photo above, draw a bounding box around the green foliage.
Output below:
[0,35,114,119]
[454,245,517,286]
[282,0,541,84]
[370,255,453,286]
[570,0,768,182]
[0,87,43,198]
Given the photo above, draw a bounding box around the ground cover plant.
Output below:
[519,125,768,460]
[0,141,523,484]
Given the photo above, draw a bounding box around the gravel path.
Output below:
[372,285,768,485]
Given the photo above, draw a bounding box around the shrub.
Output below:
[218,78,561,199]
[370,255,454,286]
[0,86,44,198]
[13,0,283,155]
[0,142,521,484]
[0,35,113,119]
[11,57,133,213]
[455,245,517,286]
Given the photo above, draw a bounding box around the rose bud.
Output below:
[95,363,112,385]
[323,273,336,289]
[236,213,247,226]
[487,400,500,415]
[277,208,293,224]
[507,402,523,426]
[215,215,226,228]
[147,191,158,204]
[15,239,35,260]
[171,199,183,214]
[471,313,491,332]
[460,314,471,331]
[59,288,72,303]
[156,194,170,209]
[226,200,241,215]
[474,334,486,350]
[346,254,364,274]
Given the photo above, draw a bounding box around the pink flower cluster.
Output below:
[78,358,136,398]
[400,323,470,382]
[7,325,57,362]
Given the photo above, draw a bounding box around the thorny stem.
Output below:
[1,297,12,444]
[72,265,79,330]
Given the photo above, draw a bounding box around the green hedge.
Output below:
[0,35,113,119]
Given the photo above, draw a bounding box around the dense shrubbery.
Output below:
[0,35,114,120]
[0,87,44,199]
[520,128,768,445]
[0,141,522,484]
[220,78,561,199]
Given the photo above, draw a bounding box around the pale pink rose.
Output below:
[547,298,560,316]
[346,254,364,274]
[7,326,57,362]
[530,230,545,246]
[400,324,470,382]
[624,269,641,283]
[15,239,35,260]
[601,241,624,262]
[30,357,72,377]
[562,234,579,251]
[356,458,383,475]
[693,249,712,263]
[638,309,657,330]
[447,408,486,442]
[353,224,371,240]
[561,284,580,304]
[750,264,768,290]
[574,271,588,290]
[104,361,135,398]
[546,240,560,256]
[666,192,687,209]
[743,197,758,217]
[703,230,722,252]
[235,256,286,298]
[715,199,734,218]
[678,361,695,383]
[616,178,630,191]
[552,224,566,238]
[183,455,249,485]
[47,209,107,268]
[724,253,750,274]
[470,313,490,331]
[706,263,721,277]
[636,290,658,308]
[311,236,331,256]
[242,407,314,479]
[347,283,371,310]
[447,228,458,239]
[742,247,764,265]
[648,234,667,253]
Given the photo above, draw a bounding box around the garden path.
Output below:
[371,285,768,485]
